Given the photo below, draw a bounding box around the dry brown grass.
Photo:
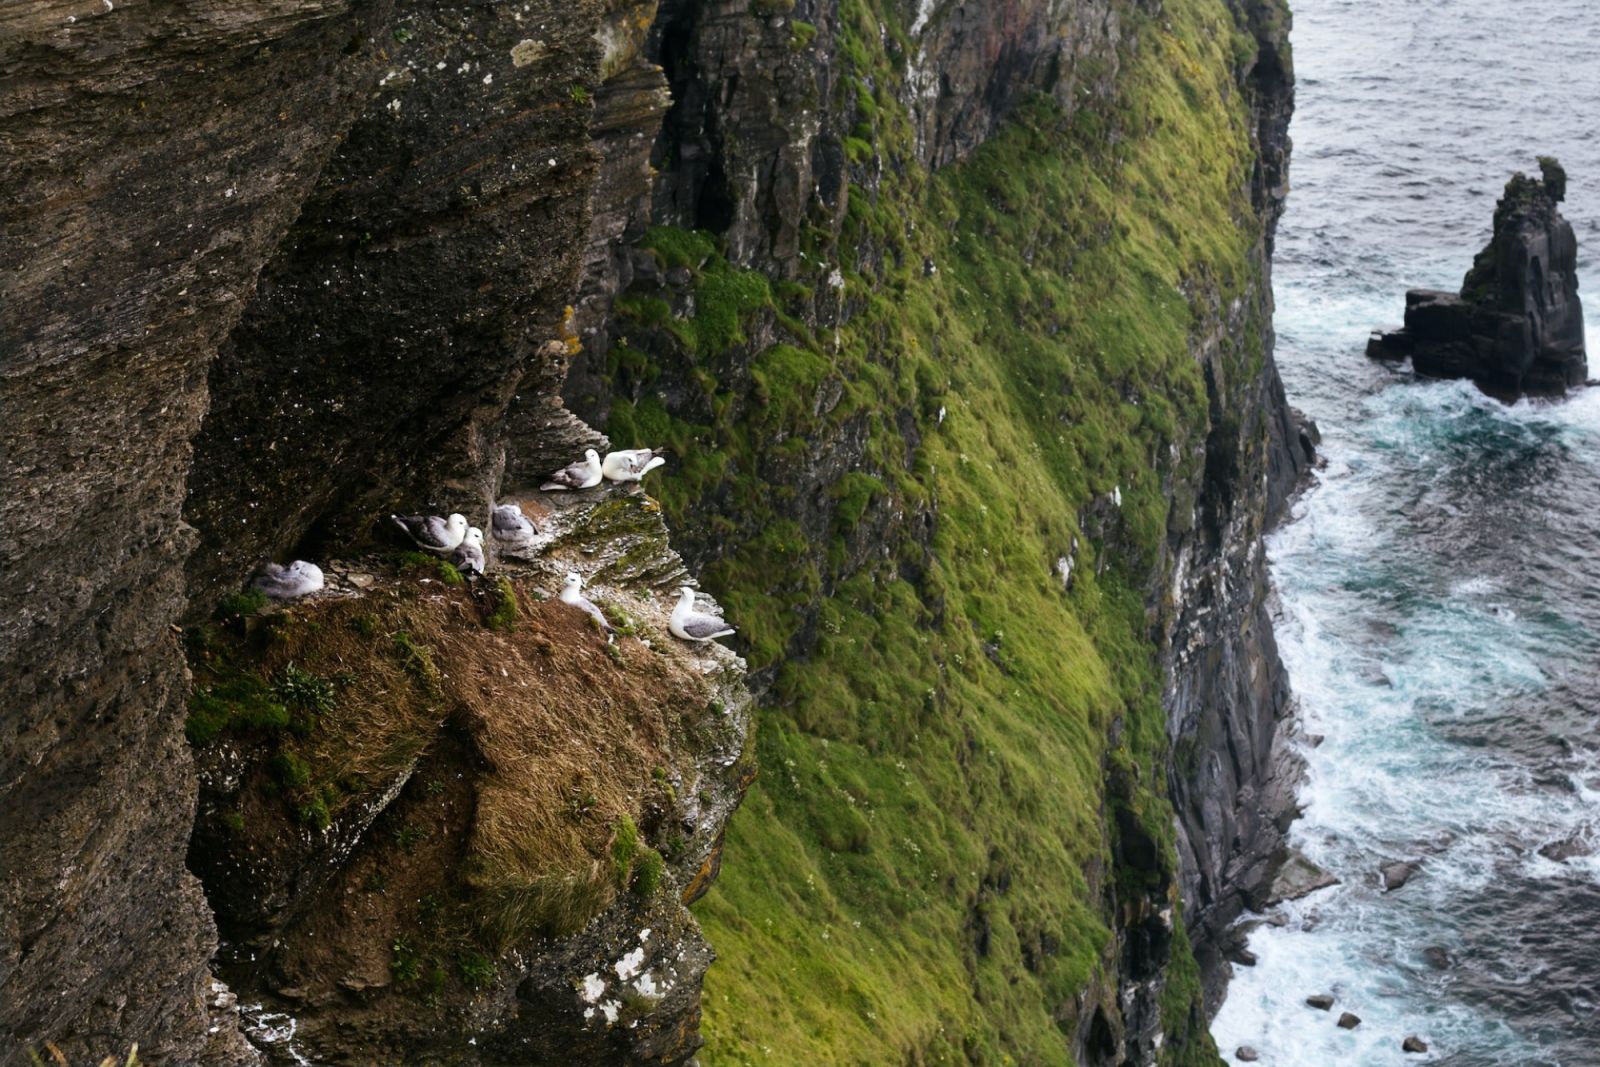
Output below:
[195,563,714,942]
[443,594,701,939]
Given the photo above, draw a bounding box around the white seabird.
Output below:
[451,526,486,576]
[560,572,613,634]
[601,447,667,483]
[253,560,325,600]
[541,449,603,491]
[390,512,468,553]
[491,502,539,542]
[669,586,735,643]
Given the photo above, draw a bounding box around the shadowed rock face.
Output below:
[1370,162,1587,395]
[182,2,608,613]
[0,5,392,1062]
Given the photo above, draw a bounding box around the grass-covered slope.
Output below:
[603,0,1271,1061]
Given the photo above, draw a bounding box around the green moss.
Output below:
[631,848,666,897]
[296,796,332,831]
[396,550,464,586]
[274,751,312,790]
[611,814,640,887]
[640,226,718,271]
[599,0,1266,1061]
[186,674,290,743]
[215,588,268,619]
[485,576,519,631]
[789,19,818,50]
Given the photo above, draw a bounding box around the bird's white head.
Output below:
[585,449,601,464]
[465,527,484,546]
[446,513,468,536]
[676,586,696,607]
[565,572,583,590]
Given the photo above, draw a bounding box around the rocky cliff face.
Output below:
[2,3,745,1065]
[1,0,1303,1064]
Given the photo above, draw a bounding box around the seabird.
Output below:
[390,512,468,553]
[541,449,603,491]
[560,572,613,634]
[253,560,325,600]
[669,586,735,642]
[451,526,486,576]
[491,502,539,543]
[601,447,667,483]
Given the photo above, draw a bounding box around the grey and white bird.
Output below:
[560,572,612,634]
[669,586,735,642]
[253,560,325,600]
[541,449,603,491]
[601,447,667,483]
[491,502,539,543]
[390,512,468,553]
[450,526,486,576]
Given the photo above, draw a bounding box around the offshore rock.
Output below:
[1369,159,1586,395]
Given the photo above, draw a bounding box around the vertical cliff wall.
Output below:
[1,6,390,1061]
[567,0,1306,1061]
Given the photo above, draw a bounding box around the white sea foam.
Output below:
[1213,2,1600,1060]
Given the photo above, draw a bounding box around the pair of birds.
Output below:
[542,447,666,491]
[389,512,488,575]
[560,573,736,643]
[390,501,545,576]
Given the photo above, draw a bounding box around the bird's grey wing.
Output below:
[491,506,521,534]
[416,515,450,547]
[682,614,733,639]
[581,596,612,629]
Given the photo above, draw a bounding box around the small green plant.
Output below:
[394,823,428,853]
[459,951,495,989]
[631,848,665,897]
[215,588,267,619]
[485,576,519,631]
[601,604,637,635]
[352,612,381,637]
[424,778,446,797]
[273,751,312,789]
[393,26,413,43]
[391,631,441,691]
[610,815,640,887]
[220,810,246,834]
[273,662,336,720]
[566,789,598,820]
[391,936,422,983]
[296,797,331,831]
[789,19,818,50]
[568,83,591,104]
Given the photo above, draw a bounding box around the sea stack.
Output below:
[1369,158,1587,395]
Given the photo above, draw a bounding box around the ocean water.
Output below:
[1209,1,1600,1064]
